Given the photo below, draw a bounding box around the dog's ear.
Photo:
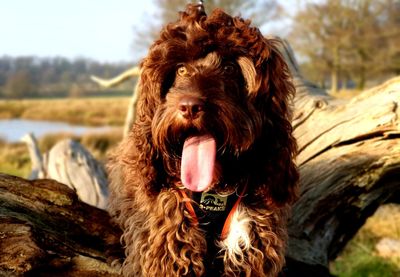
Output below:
[124,64,165,194]
[136,70,162,121]
[253,39,299,206]
[237,56,261,95]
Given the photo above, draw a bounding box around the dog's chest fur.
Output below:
[187,190,252,274]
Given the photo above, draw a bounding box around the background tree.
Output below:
[0,56,134,98]
[289,0,400,92]
[3,70,36,99]
[341,0,400,89]
[68,83,85,98]
[131,0,281,62]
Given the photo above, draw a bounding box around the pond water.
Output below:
[0,119,116,142]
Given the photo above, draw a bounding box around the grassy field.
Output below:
[0,96,399,276]
[0,139,31,177]
[0,97,130,126]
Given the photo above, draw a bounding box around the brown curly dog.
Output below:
[108,4,299,277]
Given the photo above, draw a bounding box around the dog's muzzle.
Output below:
[178,96,205,120]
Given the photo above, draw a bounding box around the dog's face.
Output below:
[151,51,266,191]
[135,5,298,204]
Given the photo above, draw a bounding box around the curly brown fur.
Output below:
[108,4,298,277]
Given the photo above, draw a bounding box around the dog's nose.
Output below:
[179,96,204,119]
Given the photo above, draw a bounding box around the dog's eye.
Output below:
[177,66,189,77]
[223,64,236,75]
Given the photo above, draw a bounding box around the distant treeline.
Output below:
[0,56,136,98]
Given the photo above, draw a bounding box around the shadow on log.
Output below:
[1,39,400,276]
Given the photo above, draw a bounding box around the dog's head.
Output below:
[133,4,298,206]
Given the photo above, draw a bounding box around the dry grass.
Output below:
[365,205,400,240]
[0,97,129,126]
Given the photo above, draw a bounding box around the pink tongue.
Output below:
[181,135,216,192]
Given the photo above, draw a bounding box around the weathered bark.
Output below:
[22,133,109,210]
[45,139,109,210]
[1,40,399,276]
[289,76,400,264]
[0,174,122,276]
[280,40,400,275]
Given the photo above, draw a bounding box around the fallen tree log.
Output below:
[1,40,399,276]
[280,40,400,275]
[0,174,122,276]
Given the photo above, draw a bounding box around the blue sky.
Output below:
[0,0,298,63]
[0,0,154,62]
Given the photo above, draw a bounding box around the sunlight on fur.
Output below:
[218,207,264,267]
